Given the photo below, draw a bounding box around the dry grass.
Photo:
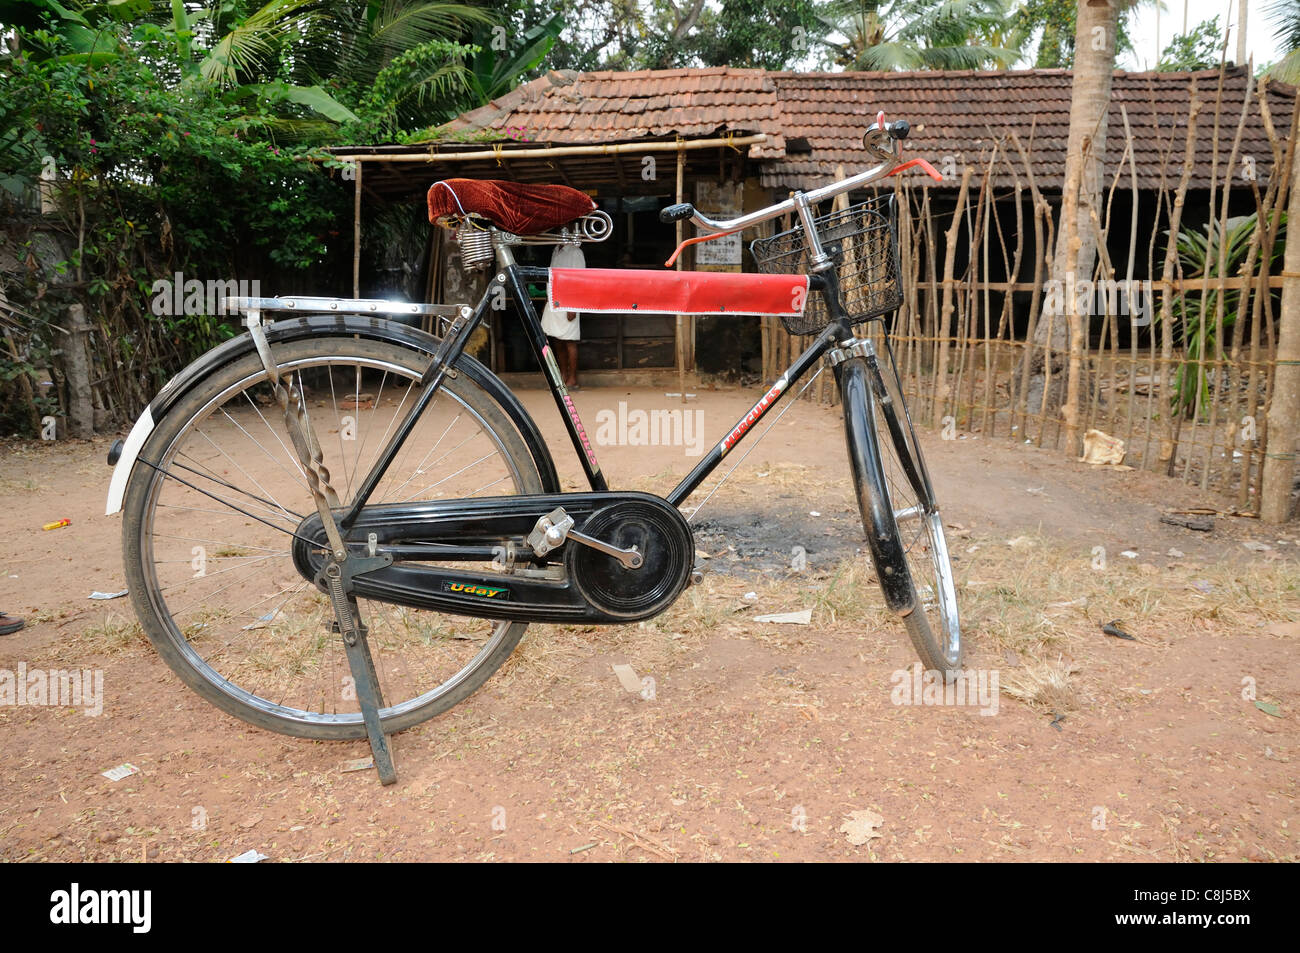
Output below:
[958,533,1298,644]
[500,530,1296,719]
[1001,659,1083,713]
[950,532,1297,710]
[0,477,41,494]
[70,613,149,656]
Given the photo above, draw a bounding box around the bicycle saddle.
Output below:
[427,179,597,235]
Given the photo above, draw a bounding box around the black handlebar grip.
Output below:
[887,119,910,140]
[660,203,696,224]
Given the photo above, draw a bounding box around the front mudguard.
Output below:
[835,356,915,615]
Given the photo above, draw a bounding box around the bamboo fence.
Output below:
[760,74,1297,515]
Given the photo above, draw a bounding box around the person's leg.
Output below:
[562,340,579,388]
[0,612,24,636]
[545,336,562,381]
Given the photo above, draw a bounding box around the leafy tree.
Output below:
[643,0,831,69]
[461,11,561,105]
[1012,0,1074,66]
[1155,15,1223,72]
[820,0,1020,72]
[1012,0,1146,69]
[483,0,830,72]
[1266,0,1300,84]
[0,16,347,428]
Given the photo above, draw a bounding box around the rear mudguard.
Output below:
[105,315,560,514]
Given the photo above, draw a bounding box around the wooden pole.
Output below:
[353,160,362,298]
[63,303,94,439]
[934,166,972,427]
[675,146,686,403]
[1157,85,1202,474]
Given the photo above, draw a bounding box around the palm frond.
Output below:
[370,0,492,58]
[198,0,320,87]
[1267,46,1300,84]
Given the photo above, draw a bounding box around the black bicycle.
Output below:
[107,112,960,782]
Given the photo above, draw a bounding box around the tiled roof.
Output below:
[765,66,1293,190]
[439,65,1293,191]
[444,67,786,158]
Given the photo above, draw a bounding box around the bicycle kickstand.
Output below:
[244,309,399,785]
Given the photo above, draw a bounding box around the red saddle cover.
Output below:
[548,268,810,317]
[427,179,596,234]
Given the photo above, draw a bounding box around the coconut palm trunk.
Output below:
[1026,0,1118,452]
[1261,116,1300,523]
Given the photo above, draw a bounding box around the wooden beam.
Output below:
[335,134,769,164]
[912,276,1286,292]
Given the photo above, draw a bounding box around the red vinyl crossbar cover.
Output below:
[548,269,809,317]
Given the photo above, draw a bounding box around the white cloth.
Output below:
[540,243,585,340]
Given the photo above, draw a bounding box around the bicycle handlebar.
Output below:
[659,112,927,237]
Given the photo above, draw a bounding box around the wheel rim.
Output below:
[136,350,529,731]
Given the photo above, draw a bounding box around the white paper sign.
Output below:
[694,181,743,266]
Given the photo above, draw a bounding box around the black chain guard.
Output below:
[292,491,694,624]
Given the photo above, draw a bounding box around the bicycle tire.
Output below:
[838,354,962,674]
[121,334,548,739]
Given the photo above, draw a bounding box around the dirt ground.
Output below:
[0,383,1296,862]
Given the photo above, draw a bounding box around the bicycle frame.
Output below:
[334,260,861,527]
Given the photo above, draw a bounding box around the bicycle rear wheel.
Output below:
[839,351,961,673]
[121,335,546,739]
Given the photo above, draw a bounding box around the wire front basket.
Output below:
[750,193,902,336]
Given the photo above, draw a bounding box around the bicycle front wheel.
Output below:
[121,334,545,739]
[839,352,962,673]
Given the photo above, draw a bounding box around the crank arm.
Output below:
[568,528,643,569]
[526,506,642,569]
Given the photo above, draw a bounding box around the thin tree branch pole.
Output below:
[1062,193,1086,452]
[933,165,972,427]
[1261,92,1300,523]
[352,159,362,299]
[1157,87,1202,473]
[1202,69,1255,490]
[1121,106,1140,448]
[1009,129,1048,437]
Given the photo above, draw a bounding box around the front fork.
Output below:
[830,338,916,615]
